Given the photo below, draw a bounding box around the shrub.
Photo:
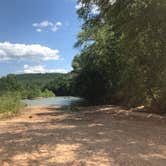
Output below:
[0,92,25,119]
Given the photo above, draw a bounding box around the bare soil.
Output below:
[0,105,166,166]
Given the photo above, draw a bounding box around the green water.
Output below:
[23,97,85,107]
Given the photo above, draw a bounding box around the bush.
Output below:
[0,92,25,119]
[41,89,55,98]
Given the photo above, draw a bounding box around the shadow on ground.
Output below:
[0,106,166,166]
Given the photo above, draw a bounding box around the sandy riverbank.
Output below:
[0,105,166,166]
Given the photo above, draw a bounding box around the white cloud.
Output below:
[24,64,68,74]
[56,22,62,26]
[51,22,62,32]
[0,42,59,62]
[32,20,62,32]
[36,28,42,32]
[32,21,53,28]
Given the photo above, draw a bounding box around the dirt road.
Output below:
[0,106,166,166]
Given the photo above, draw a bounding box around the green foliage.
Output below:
[45,73,74,96]
[25,88,42,99]
[0,74,22,93]
[41,89,55,98]
[0,92,24,119]
[15,73,64,89]
[0,73,67,99]
[73,0,166,113]
[0,73,63,118]
[0,72,73,103]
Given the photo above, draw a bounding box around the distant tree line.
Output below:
[0,73,68,99]
[0,73,72,116]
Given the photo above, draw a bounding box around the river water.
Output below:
[23,97,84,107]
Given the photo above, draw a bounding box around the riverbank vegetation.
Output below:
[0,92,24,119]
[0,74,59,114]
[71,0,166,113]
[0,73,69,96]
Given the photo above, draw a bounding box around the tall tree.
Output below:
[73,0,166,112]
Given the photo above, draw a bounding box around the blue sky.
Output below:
[0,0,81,76]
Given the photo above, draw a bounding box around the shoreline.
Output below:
[1,104,166,122]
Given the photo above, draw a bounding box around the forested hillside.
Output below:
[0,73,72,98]
[71,0,166,113]
[15,73,64,89]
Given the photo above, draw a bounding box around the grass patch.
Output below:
[0,92,25,120]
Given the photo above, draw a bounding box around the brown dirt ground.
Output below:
[0,105,166,166]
